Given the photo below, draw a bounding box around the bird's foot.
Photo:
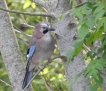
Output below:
[48,58,52,63]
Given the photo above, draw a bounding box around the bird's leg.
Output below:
[48,58,52,63]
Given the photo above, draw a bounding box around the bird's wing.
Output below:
[26,45,36,71]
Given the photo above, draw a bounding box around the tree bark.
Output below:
[33,0,89,91]
[0,0,33,91]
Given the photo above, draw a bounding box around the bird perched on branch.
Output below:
[22,22,55,89]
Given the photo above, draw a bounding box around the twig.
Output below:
[75,2,88,8]
[0,79,12,87]
[83,44,91,51]
[41,75,53,91]
[0,7,54,18]
[14,29,32,38]
[42,76,63,91]
[23,56,62,91]
[21,23,35,29]
[17,36,28,46]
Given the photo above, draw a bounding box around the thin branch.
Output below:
[0,79,12,87]
[75,2,88,8]
[23,56,62,91]
[17,36,28,46]
[83,44,91,51]
[14,29,32,38]
[0,7,53,17]
[21,23,35,29]
[42,76,63,91]
[41,75,53,91]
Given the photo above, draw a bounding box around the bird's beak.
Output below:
[48,27,55,31]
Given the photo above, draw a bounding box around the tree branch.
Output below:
[0,79,12,87]
[76,2,88,8]
[41,75,53,91]
[21,23,35,29]
[0,7,53,17]
[23,56,62,91]
[17,36,28,46]
[14,29,31,38]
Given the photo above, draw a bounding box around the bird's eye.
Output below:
[43,27,46,29]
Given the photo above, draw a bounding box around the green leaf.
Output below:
[73,8,83,22]
[69,0,72,4]
[94,29,103,39]
[81,4,89,14]
[78,24,88,38]
[95,10,105,22]
[102,39,106,48]
[85,18,95,29]
[85,33,94,45]
[73,39,83,48]
[94,75,103,86]
[66,48,75,62]
[104,21,106,31]
[86,68,98,79]
[93,74,99,80]
[97,18,105,31]
[73,39,83,55]
[85,60,97,75]
[59,14,64,20]
[96,63,104,71]
[88,84,97,91]
[31,3,36,8]
[92,69,98,75]
[93,1,101,8]
[23,1,31,9]
[98,59,105,67]
[85,66,93,76]
[86,51,92,57]
[86,70,94,79]
[97,48,103,53]
[93,3,105,14]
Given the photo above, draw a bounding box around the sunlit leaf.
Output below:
[23,1,31,9]
[31,3,36,8]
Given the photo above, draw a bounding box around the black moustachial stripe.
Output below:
[43,29,48,34]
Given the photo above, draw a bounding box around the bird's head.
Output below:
[35,22,55,34]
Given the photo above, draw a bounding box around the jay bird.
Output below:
[22,22,55,89]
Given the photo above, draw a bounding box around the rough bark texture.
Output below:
[0,0,33,91]
[33,0,89,91]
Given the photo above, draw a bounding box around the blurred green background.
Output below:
[0,0,68,91]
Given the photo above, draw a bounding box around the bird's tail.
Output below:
[22,70,33,89]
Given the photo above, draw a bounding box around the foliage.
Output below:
[66,0,106,91]
[0,0,68,91]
